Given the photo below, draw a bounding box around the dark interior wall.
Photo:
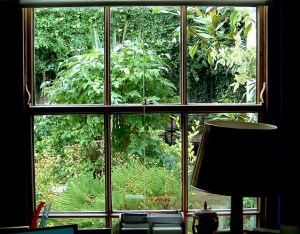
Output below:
[0,0,296,229]
[276,0,300,227]
[268,0,299,228]
[0,1,31,227]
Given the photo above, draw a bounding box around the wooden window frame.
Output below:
[22,1,270,232]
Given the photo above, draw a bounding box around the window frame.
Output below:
[22,1,270,231]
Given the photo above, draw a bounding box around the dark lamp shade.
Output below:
[190,120,279,197]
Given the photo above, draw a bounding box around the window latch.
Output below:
[141,98,153,105]
[259,82,266,104]
[26,84,32,106]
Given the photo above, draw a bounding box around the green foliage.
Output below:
[35,138,105,204]
[35,7,254,106]
[34,7,259,219]
[35,114,104,164]
[128,127,181,168]
[44,155,181,220]
[243,197,257,209]
[42,40,176,105]
[36,40,177,169]
[158,6,256,103]
[112,155,181,210]
[212,113,258,122]
[53,172,105,211]
[186,6,256,101]
[35,7,179,103]
[35,8,104,102]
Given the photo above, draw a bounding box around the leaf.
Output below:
[91,28,101,50]
[146,96,161,104]
[187,26,197,37]
[214,58,226,70]
[244,23,252,37]
[121,67,130,75]
[127,90,141,98]
[232,82,239,92]
[189,7,202,16]
[193,17,211,26]
[207,53,213,65]
[189,44,198,58]
[152,7,178,16]
[215,20,226,31]
[198,32,214,39]
[230,10,238,30]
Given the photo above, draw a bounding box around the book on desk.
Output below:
[120,212,183,234]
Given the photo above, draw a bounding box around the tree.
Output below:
[35,40,177,178]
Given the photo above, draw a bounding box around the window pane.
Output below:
[110,7,180,104]
[34,114,105,211]
[34,7,104,105]
[243,215,257,230]
[111,113,182,210]
[188,113,258,210]
[187,7,257,104]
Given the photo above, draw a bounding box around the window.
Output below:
[21,0,270,233]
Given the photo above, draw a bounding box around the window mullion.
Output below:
[104,6,113,227]
[104,6,111,105]
[180,6,187,105]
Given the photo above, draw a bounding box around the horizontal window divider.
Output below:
[186,209,259,217]
[46,209,259,219]
[18,0,271,8]
[45,211,115,218]
[215,209,260,216]
[28,103,263,115]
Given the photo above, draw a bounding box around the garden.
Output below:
[33,6,258,231]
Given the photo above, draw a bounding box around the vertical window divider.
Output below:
[180,6,188,230]
[180,5,187,106]
[25,8,34,106]
[104,6,111,106]
[257,6,269,227]
[104,6,113,227]
[181,112,189,233]
[25,7,36,217]
[141,7,147,211]
[257,6,268,122]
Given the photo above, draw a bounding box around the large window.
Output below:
[22,0,270,233]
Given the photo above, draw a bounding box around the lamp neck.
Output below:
[230,194,243,234]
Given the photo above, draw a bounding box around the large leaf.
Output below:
[189,44,198,58]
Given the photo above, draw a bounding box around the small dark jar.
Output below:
[192,201,219,234]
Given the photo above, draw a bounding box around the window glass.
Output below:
[34,114,105,211]
[111,113,182,210]
[110,7,180,104]
[187,7,257,104]
[34,7,104,105]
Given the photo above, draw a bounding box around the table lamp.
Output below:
[190,120,278,234]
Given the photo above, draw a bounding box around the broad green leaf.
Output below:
[121,67,130,75]
[198,32,214,39]
[207,53,213,65]
[189,44,198,58]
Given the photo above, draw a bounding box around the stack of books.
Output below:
[148,212,183,234]
[120,212,150,233]
[119,212,183,234]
